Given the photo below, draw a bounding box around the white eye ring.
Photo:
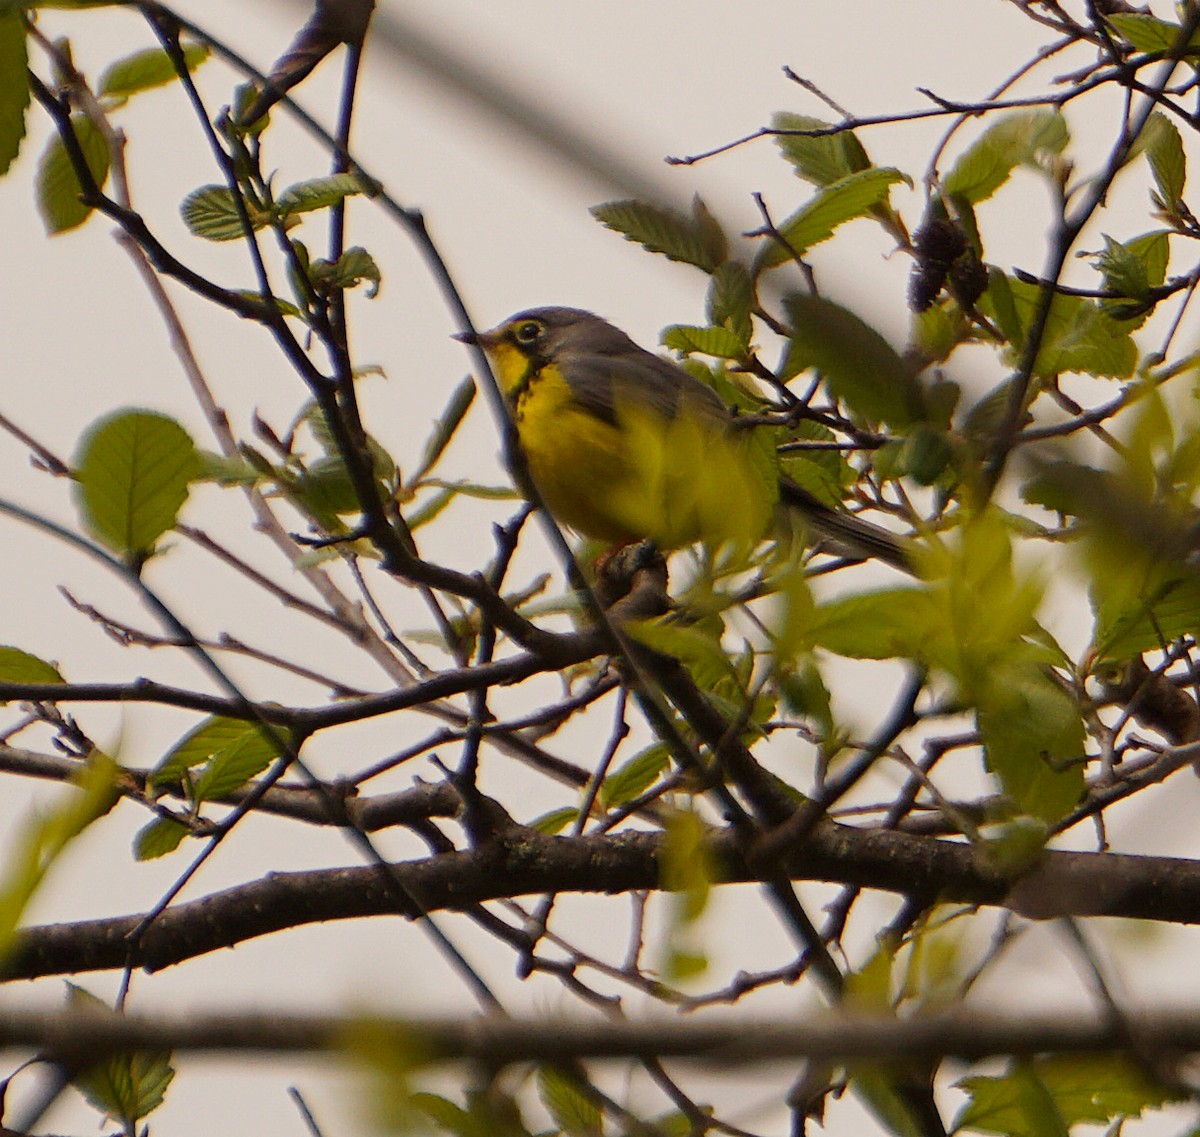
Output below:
[514,321,542,345]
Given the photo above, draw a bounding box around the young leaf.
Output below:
[771,112,871,186]
[133,816,189,861]
[36,112,109,233]
[599,742,671,808]
[977,662,1085,823]
[73,410,200,563]
[754,167,908,270]
[275,172,365,217]
[528,807,577,835]
[68,986,175,1128]
[626,618,739,692]
[410,1092,479,1137]
[0,754,119,961]
[662,324,748,361]
[784,293,927,427]
[0,645,64,685]
[98,42,210,99]
[1107,12,1200,53]
[661,808,716,923]
[955,1054,1184,1136]
[310,245,381,297]
[1125,230,1170,289]
[180,184,270,241]
[1092,233,1168,325]
[409,376,476,485]
[1138,112,1185,208]
[706,261,755,344]
[1094,234,1150,301]
[809,588,939,660]
[979,274,1137,379]
[0,1,123,8]
[151,715,263,787]
[942,110,1069,204]
[151,715,286,796]
[537,1066,603,1137]
[590,194,726,271]
[191,729,284,800]
[0,13,28,175]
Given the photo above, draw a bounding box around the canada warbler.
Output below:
[456,307,910,572]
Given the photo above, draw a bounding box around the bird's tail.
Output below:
[779,478,913,575]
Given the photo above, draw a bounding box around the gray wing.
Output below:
[558,352,731,427]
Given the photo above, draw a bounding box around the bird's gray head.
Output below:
[472,307,638,360]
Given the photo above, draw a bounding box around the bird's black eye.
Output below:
[513,320,543,346]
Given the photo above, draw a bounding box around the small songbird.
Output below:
[456,307,910,573]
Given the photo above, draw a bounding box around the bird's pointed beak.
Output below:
[452,326,500,348]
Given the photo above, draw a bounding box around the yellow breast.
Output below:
[489,343,773,549]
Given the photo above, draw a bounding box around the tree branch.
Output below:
[6,1005,1200,1067]
[8,822,1200,981]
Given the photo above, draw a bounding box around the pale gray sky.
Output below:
[1,3,1196,1134]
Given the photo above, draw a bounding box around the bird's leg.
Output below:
[593,540,670,620]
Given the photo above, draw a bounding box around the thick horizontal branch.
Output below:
[6,1006,1200,1068]
[6,822,1200,981]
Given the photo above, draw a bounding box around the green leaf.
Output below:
[0,755,118,962]
[1036,1055,1185,1124]
[754,167,908,269]
[151,716,287,799]
[784,293,926,426]
[983,270,1022,347]
[0,646,63,685]
[1139,112,1185,206]
[706,261,755,344]
[311,245,380,297]
[977,663,1085,823]
[662,324,747,360]
[1094,234,1150,301]
[151,715,272,787]
[942,110,1069,204]
[1090,555,1200,662]
[410,1093,480,1137]
[69,986,174,1127]
[778,418,855,504]
[809,588,939,660]
[192,729,283,800]
[180,184,269,241]
[1093,233,1169,325]
[1126,230,1170,288]
[627,618,738,692]
[0,13,28,175]
[771,112,871,186]
[36,112,109,233]
[1107,12,1200,53]
[410,377,476,485]
[955,1055,1184,1137]
[195,450,264,486]
[980,274,1137,379]
[661,809,715,921]
[275,171,366,216]
[528,807,577,835]
[590,195,726,271]
[536,1066,603,1137]
[73,410,199,562]
[98,42,209,98]
[599,743,671,808]
[291,455,363,522]
[0,1,124,8]
[899,423,954,486]
[417,479,519,500]
[133,817,189,861]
